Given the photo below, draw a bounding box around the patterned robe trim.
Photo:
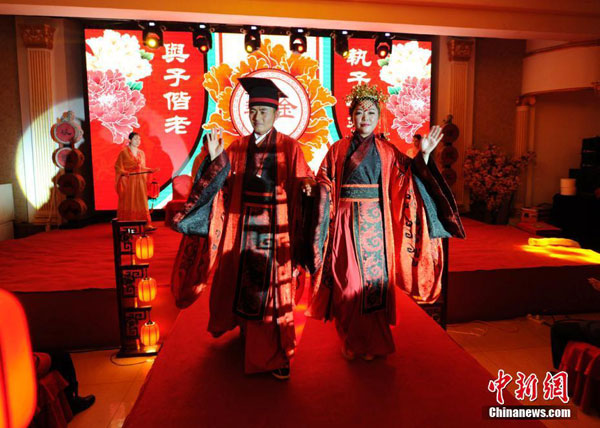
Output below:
[169,150,230,309]
[233,202,276,320]
[349,187,389,313]
[170,234,209,309]
[308,185,330,274]
[171,151,230,235]
[233,130,278,321]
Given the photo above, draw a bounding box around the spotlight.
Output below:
[333,31,349,58]
[244,26,261,53]
[143,21,163,49]
[289,29,307,54]
[192,24,212,54]
[375,33,392,59]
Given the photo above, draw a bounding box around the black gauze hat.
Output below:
[238,77,287,109]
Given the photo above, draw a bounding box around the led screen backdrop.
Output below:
[84,28,432,210]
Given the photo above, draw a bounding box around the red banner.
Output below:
[332,39,432,151]
[86,29,206,210]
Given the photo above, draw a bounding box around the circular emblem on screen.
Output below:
[230,69,311,139]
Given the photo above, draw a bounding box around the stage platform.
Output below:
[123,291,543,428]
[447,218,600,322]
[1,218,598,349]
[0,223,181,350]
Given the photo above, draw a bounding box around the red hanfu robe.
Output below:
[114,147,152,224]
[308,133,464,356]
[170,129,313,373]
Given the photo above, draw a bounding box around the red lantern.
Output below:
[140,321,160,347]
[135,235,154,260]
[137,277,157,303]
[0,289,36,428]
[148,179,159,200]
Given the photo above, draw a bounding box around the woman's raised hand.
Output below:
[421,125,443,163]
[206,128,224,160]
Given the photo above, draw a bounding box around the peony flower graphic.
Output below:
[86,29,153,88]
[88,69,146,144]
[379,41,431,91]
[385,77,430,144]
[202,39,336,164]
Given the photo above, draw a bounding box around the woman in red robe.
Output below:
[308,84,465,360]
[114,132,155,229]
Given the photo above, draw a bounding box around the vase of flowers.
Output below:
[464,144,534,224]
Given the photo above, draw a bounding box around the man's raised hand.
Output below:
[207,128,224,161]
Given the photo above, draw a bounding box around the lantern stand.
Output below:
[112,219,161,357]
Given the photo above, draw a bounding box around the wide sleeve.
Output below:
[308,148,335,274]
[390,155,445,303]
[305,147,336,320]
[284,140,316,271]
[410,152,465,239]
[172,151,231,236]
[114,151,127,192]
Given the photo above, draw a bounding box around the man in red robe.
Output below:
[170,77,314,379]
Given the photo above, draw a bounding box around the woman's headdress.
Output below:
[345,83,389,113]
[345,83,390,139]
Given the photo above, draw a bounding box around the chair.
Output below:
[164,175,193,227]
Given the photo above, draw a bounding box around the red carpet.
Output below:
[3,218,598,346]
[124,292,543,428]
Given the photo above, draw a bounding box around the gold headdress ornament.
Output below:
[345,83,389,112]
[345,83,390,140]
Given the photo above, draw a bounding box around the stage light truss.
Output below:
[243,25,262,53]
[375,32,393,58]
[333,30,350,58]
[192,24,212,54]
[289,28,307,53]
[142,21,163,49]
[85,19,428,55]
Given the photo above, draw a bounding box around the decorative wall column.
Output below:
[514,95,536,208]
[447,38,475,210]
[20,24,60,225]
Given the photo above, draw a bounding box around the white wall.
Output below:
[531,90,600,205]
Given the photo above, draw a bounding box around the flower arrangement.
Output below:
[464,144,534,213]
